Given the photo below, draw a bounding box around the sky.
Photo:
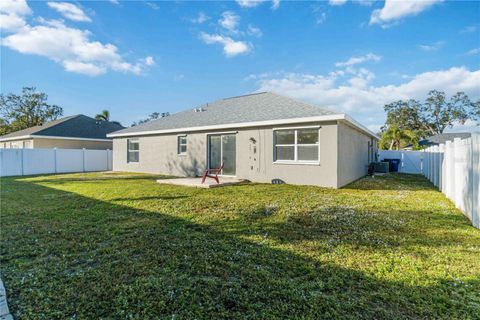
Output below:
[1,0,479,133]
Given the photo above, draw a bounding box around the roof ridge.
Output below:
[221,92,268,101]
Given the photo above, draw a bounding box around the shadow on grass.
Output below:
[0,177,478,319]
[343,173,435,191]
[110,195,190,201]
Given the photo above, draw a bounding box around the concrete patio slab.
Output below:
[157,177,249,188]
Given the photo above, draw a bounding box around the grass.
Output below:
[0,172,479,319]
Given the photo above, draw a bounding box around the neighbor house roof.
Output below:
[108,92,379,139]
[0,115,125,142]
[418,132,472,147]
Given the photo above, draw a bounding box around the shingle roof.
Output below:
[110,92,340,136]
[0,115,125,141]
[419,132,472,146]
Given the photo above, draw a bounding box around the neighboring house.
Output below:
[108,92,379,188]
[0,115,124,150]
[403,132,472,150]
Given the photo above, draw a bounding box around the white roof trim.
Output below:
[108,114,379,140]
[0,135,112,142]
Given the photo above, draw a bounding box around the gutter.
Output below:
[0,135,112,142]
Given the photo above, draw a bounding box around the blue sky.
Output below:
[1,0,479,132]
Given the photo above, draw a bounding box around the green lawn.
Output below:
[1,172,479,319]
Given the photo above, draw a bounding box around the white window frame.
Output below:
[273,126,320,165]
[177,135,187,155]
[127,138,139,163]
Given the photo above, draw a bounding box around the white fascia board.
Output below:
[342,115,380,140]
[0,135,32,142]
[0,135,111,142]
[107,114,346,138]
[30,135,112,142]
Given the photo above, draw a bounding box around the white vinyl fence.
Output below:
[378,150,423,174]
[423,134,479,229]
[0,148,112,177]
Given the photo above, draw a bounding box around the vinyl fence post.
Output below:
[82,148,86,172]
[445,141,453,200]
[54,147,57,174]
[471,133,479,228]
[21,148,24,176]
[106,149,110,171]
[439,144,445,192]
[453,138,462,208]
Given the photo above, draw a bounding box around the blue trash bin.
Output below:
[383,159,400,172]
[389,159,400,172]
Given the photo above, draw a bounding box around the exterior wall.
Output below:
[113,121,339,187]
[33,138,112,150]
[336,122,373,187]
[0,139,34,149]
[0,138,112,150]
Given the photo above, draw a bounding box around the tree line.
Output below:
[379,90,479,150]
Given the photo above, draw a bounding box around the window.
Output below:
[127,139,139,163]
[274,128,319,163]
[178,135,187,155]
[23,141,31,149]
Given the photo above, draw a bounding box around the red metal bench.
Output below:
[201,161,224,184]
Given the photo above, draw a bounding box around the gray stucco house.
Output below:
[0,115,124,150]
[108,92,379,188]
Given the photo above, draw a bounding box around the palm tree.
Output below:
[380,125,419,150]
[95,110,110,122]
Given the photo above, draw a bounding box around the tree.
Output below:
[131,111,169,127]
[95,109,122,126]
[95,110,110,122]
[0,87,63,135]
[383,90,478,138]
[379,125,418,150]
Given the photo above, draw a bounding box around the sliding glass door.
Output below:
[208,134,236,176]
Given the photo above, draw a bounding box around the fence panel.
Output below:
[423,134,478,229]
[378,150,423,174]
[23,149,56,175]
[56,149,84,173]
[0,149,23,176]
[0,148,112,177]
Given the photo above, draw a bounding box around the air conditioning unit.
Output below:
[373,162,389,173]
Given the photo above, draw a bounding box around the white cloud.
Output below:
[145,2,160,10]
[109,0,119,4]
[271,0,280,10]
[63,60,106,76]
[335,53,381,67]
[418,40,445,51]
[200,32,251,57]
[0,0,31,32]
[370,0,442,26]
[47,2,91,22]
[467,48,480,56]
[460,25,476,34]
[329,0,347,6]
[2,17,152,76]
[311,5,327,24]
[144,56,155,66]
[191,11,209,24]
[0,0,31,16]
[247,24,262,37]
[219,11,240,32]
[0,13,27,32]
[248,66,480,131]
[236,0,263,8]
